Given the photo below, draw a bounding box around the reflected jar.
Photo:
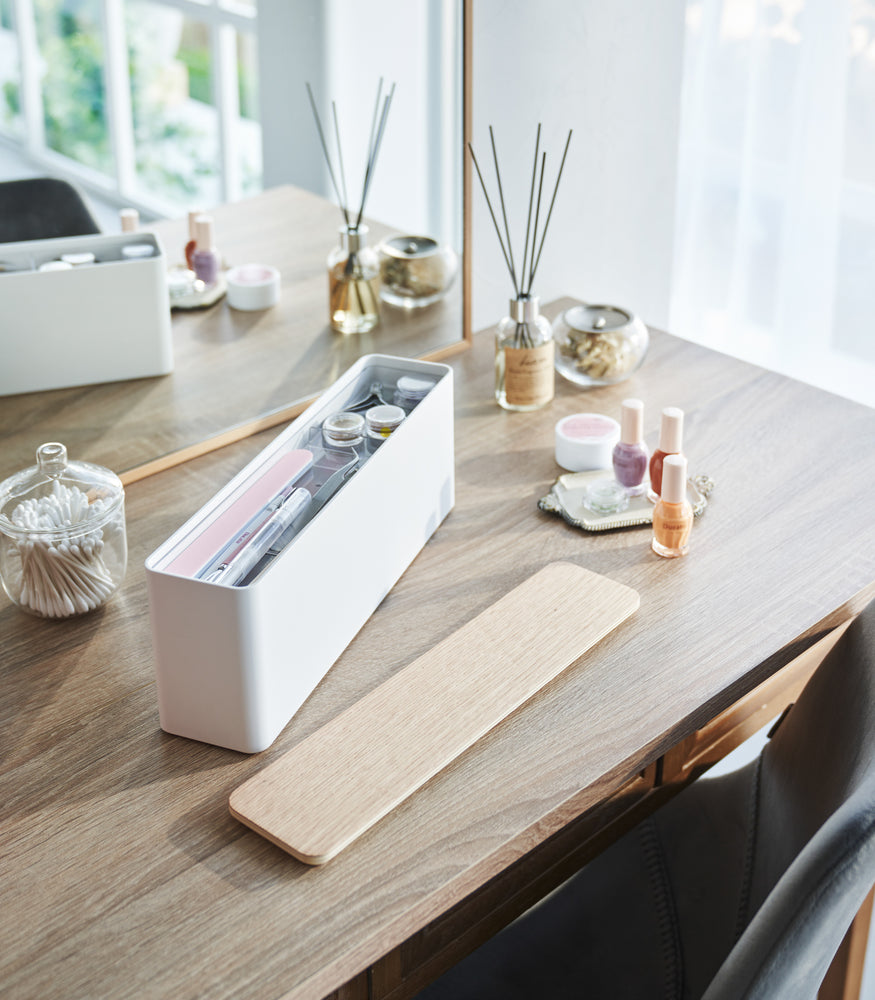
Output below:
[495,296,554,411]
[377,235,458,308]
[328,224,380,334]
[0,442,127,618]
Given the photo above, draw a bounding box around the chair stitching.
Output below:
[734,755,764,942]
[640,816,685,1000]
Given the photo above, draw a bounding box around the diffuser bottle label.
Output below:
[504,342,554,407]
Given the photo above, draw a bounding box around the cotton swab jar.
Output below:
[0,442,127,618]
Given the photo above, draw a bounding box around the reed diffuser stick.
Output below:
[306,79,395,229]
[528,129,573,292]
[468,124,573,328]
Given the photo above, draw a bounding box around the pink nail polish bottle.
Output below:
[192,215,221,287]
[612,398,649,496]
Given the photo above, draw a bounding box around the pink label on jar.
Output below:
[560,414,617,440]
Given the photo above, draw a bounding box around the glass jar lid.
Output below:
[0,442,124,539]
[564,304,632,334]
[381,235,440,259]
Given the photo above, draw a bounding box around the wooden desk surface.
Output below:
[3,305,875,999]
[0,185,464,482]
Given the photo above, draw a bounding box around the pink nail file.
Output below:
[164,449,314,578]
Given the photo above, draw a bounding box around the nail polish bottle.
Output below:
[192,215,221,287]
[652,454,693,558]
[184,209,201,269]
[119,208,139,233]
[648,407,684,502]
[612,398,649,496]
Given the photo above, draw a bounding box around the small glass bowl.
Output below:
[583,478,630,516]
[554,304,649,388]
[378,236,458,308]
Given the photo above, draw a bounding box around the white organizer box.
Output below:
[145,354,454,753]
[0,232,173,395]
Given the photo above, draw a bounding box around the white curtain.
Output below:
[670,0,875,406]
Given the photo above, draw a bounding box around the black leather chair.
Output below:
[416,600,875,1000]
[0,176,100,243]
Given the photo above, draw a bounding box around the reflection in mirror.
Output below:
[0,0,469,484]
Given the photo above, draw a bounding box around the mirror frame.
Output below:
[119,0,472,485]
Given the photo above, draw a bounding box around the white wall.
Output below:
[469,0,687,333]
[258,0,687,336]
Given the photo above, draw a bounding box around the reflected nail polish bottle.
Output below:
[184,209,201,269]
[612,398,649,496]
[648,406,684,502]
[119,208,139,233]
[652,454,693,558]
[192,215,221,287]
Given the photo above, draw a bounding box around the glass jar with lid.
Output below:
[377,235,458,308]
[0,442,127,618]
[553,304,649,387]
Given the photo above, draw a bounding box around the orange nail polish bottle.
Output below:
[184,209,201,269]
[652,453,692,558]
[648,406,684,502]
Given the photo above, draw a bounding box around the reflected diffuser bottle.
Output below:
[328,225,380,334]
[652,454,693,558]
[612,398,649,496]
[495,296,554,411]
[648,407,684,502]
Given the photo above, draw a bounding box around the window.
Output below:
[0,0,262,214]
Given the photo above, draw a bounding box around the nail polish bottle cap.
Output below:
[619,398,644,444]
[661,454,687,504]
[658,407,684,453]
[188,209,202,239]
[195,215,215,251]
[119,208,139,233]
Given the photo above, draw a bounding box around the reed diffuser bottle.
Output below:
[307,79,395,335]
[469,124,572,411]
[328,225,380,334]
[495,295,554,410]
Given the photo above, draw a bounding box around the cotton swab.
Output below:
[6,481,118,618]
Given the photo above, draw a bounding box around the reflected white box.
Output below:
[0,232,173,395]
[145,354,454,753]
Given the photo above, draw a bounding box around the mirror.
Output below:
[0,0,470,485]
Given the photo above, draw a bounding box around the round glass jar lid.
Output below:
[564,304,632,333]
[381,235,440,259]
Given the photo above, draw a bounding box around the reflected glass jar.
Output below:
[553,304,649,387]
[328,224,380,334]
[377,235,458,308]
[0,442,127,618]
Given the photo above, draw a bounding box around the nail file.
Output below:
[164,449,314,578]
[229,562,640,865]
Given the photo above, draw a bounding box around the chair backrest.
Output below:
[0,177,100,243]
[704,600,875,999]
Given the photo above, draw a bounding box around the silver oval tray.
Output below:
[539,469,714,532]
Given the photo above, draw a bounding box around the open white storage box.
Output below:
[145,354,454,753]
[0,231,172,395]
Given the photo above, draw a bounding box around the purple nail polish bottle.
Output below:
[612,398,649,496]
[192,215,221,287]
